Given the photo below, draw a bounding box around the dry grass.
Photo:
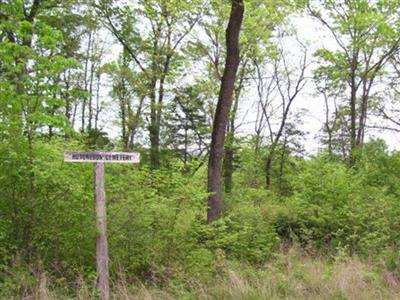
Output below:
[3,248,400,300]
[185,247,400,300]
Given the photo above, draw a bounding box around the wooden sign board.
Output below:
[64,152,140,163]
[64,151,140,300]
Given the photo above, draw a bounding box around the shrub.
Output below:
[194,205,279,264]
[273,152,400,257]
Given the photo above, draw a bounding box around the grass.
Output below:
[1,247,400,299]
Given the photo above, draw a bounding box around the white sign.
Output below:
[64,152,140,163]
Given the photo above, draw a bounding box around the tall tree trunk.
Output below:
[149,79,160,169]
[149,56,171,169]
[265,147,275,188]
[128,96,144,150]
[149,27,162,170]
[118,76,130,150]
[95,73,101,130]
[82,31,93,132]
[119,91,128,150]
[120,46,130,150]
[207,0,244,223]
[184,96,189,170]
[356,76,374,151]
[349,52,358,166]
[278,138,288,195]
[88,55,95,131]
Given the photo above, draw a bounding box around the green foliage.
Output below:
[195,207,279,264]
[106,163,208,276]
[2,135,400,297]
[273,142,400,257]
[0,139,96,275]
[0,263,38,299]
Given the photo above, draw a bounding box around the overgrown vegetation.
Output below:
[2,139,400,298]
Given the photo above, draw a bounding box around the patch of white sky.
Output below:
[94,11,400,155]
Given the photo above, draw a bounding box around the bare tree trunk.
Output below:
[149,79,160,169]
[149,54,171,169]
[184,95,189,170]
[119,92,128,150]
[356,75,374,150]
[349,69,358,166]
[278,137,288,195]
[265,145,276,188]
[72,101,78,129]
[207,0,244,223]
[95,73,101,130]
[148,24,162,170]
[82,31,92,132]
[118,80,130,150]
[323,91,333,156]
[88,53,95,131]
[128,96,144,150]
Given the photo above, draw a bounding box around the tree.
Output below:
[309,0,400,165]
[0,0,82,257]
[207,0,244,223]
[314,72,352,159]
[371,52,400,134]
[96,0,204,168]
[101,48,145,150]
[164,85,211,171]
[252,33,308,189]
[193,0,301,193]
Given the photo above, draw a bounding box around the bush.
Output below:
[273,150,400,257]
[106,162,208,278]
[274,158,351,250]
[0,139,96,277]
[194,205,279,264]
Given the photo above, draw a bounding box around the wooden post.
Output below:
[95,162,109,300]
[64,152,140,299]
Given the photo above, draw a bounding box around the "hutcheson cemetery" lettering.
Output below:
[64,152,140,163]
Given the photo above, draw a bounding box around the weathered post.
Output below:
[95,162,109,300]
[64,152,140,300]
